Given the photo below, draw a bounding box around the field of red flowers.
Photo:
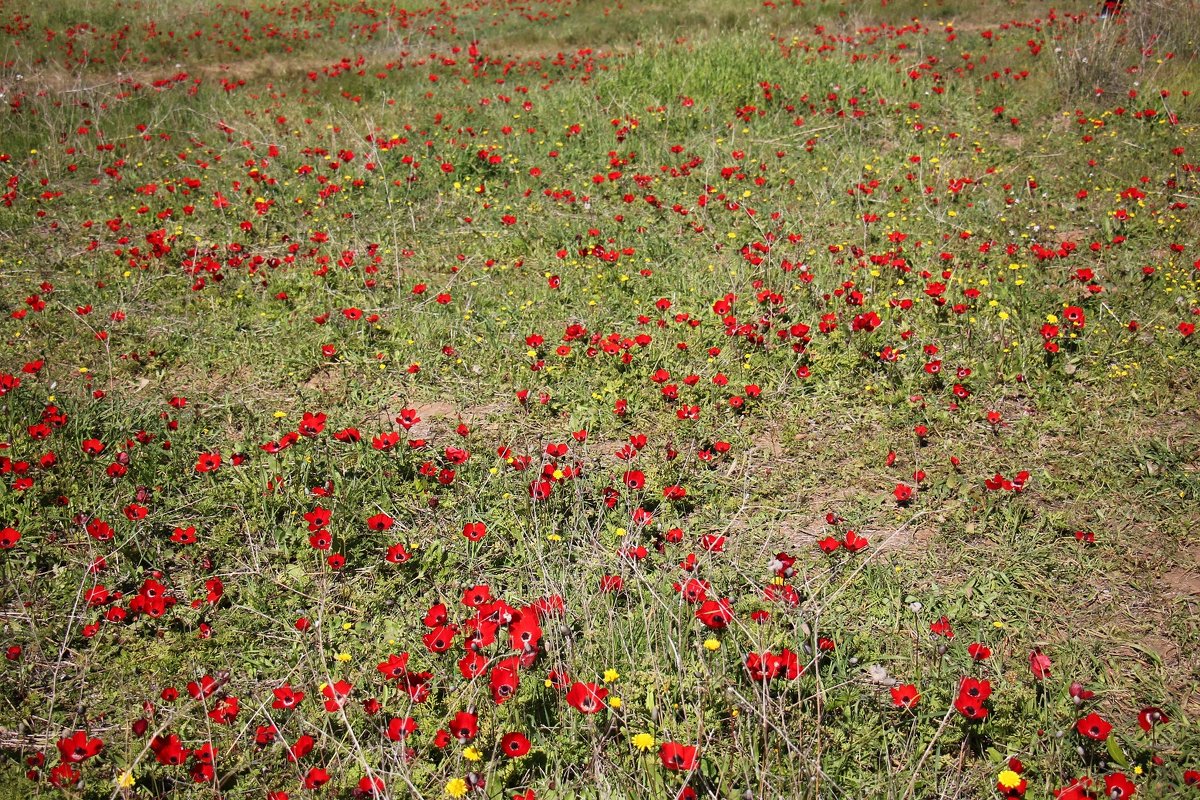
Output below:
[1,0,1198,797]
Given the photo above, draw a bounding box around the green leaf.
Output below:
[1106,736,1129,768]
[285,563,307,584]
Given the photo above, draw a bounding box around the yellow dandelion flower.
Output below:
[703,638,721,652]
[603,668,620,683]
[997,770,1022,789]
[632,733,655,752]
[463,746,482,762]
[446,778,468,798]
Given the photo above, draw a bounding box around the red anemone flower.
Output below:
[500,731,531,758]
[422,625,457,653]
[1029,649,1052,679]
[954,693,989,721]
[1137,706,1168,732]
[658,742,698,771]
[195,452,221,473]
[930,616,955,639]
[303,767,331,790]
[695,598,733,629]
[152,733,190,765]
[56,731,104,763]
[1076,712,1113,741]
[321,680,352,712]
[1052,777,1093,800]
[386,717,417,741]
[1103,772,1136,800]
[489,658,520,705]
[366,513,393,531]
[450,711,478,741]
[843,530,869,552]
[171,526,197,545]
[376,653,409,680]
[458,651,488,679]
[967,642,991,660]
[0,527,21,548]
[565,682,608,714]
[272,684,305,709]
[958,676,992,701]
[890,684,920,710]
